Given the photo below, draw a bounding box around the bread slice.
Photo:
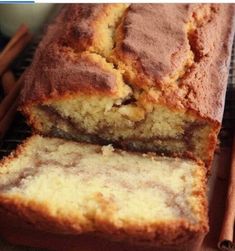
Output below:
[20,4,235,167]
[0,135,208,247]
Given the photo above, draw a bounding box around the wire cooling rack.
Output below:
[219,42,235,147]
[0,39,235,159]
[0,37,36,159]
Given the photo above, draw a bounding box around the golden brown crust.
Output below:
[112,4,235,122]
[181,4,235,122]
[0,207,205,251]
[57,4,128,54]
[112,4,192,85]
[20,4,234,123]
[0,194,208,246]
[20,47,119,107]
[20,4,130,107]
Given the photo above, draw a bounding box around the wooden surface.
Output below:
[0,148,232,251]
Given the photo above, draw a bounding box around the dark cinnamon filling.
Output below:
[0,167,40,192]
[38,105,205,156]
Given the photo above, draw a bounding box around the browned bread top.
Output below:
[114,4,192,82]
[112,4,235,122]
[21,4,235,122]
[23,48,119,96]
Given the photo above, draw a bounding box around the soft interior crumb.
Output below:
[0,135,208,242]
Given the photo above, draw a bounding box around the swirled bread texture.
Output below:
[0,135,208,248]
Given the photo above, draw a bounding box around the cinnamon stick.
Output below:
[218,134,235,250]
[0,24,32,76]
[0,25,32,139]
[1,70,15,95]
[0,74,24,122]
[0,96,19,139]
[0,70,16,138]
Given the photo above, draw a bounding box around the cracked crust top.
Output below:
[21,4,235,122]
[113,4,193,82]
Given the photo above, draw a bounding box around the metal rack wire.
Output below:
[0,39,36,159]
[0,40,235,159]
[219,42,235,147]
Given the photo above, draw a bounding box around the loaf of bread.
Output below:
[20,4,235,167]
[0,135,208,249]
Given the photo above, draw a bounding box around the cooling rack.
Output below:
[0,37,36,159]
[0,39,235,158]
[220,42,235,147]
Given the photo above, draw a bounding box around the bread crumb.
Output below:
[102,144,114,156]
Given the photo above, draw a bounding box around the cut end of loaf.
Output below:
[22,96,218,167]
